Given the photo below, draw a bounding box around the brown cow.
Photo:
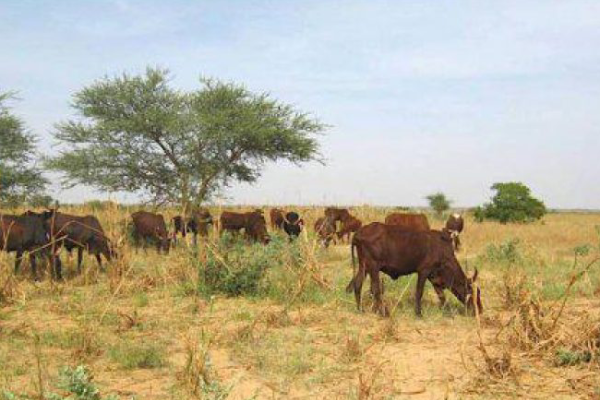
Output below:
[384,213,430,231]
[324,207,351,225]
[314,216,336,248]
[173,208,213,244]
[270,208,285,230]
[337,215,362,243]
[346,222,481,317]
[34,211,115,274]
[445,213,464,251]
[0,212,61,280]
[220,211,270,244]
[130,211,171,253]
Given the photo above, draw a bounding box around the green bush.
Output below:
[485,239,522,264]
[197,233,305,298]
[477,182,546,223]
[555,348,592,366]
[2,365,119,400]
[108,342,166,370]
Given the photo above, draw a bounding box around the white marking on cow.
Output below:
[452,213,460,219]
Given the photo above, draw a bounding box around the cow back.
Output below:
[384,213,430,231]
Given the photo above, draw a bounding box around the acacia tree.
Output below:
[0,92,48,206]
[425,192,451,216]
[47,68,326,213]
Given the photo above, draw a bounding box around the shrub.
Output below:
[485,239,522,264]
[2,365,119,400]
[198,233,304,298]
[108,342,166,370]
[477,182,546,223]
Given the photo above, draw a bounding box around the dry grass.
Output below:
[1,206,600,399]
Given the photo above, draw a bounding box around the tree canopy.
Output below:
[0,92,48,206]
[47,68,326,212]
[426,192,451,216]
[474,182,546,223]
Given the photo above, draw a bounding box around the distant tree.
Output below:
[426,192,451,216]
[478,182,546,223]
[28,194,55,209]
[0,91,48,206]
[47,68,326,213]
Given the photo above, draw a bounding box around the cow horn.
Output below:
[472,268,479,282]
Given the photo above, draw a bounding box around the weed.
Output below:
[108,342,166,370]
[485,239,521,264]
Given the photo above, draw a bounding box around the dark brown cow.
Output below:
[131,211,171,253]
[36,211,114,273]
[346,222,481,317]
[384,213,430,231]
[337,215,362,243]
[220,211,270,244]
[173,208,214,244]
[445,213,464,251]
[314,216,336,248]
[0,212,61,280]
[282,211,304,240]
[270,208,285,230]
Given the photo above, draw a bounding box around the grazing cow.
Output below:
[0,212,61,280]
[282,211,304,240]
[130,211,171,253]
[35,211,114,273]
[314,216,336,248]
[324,207,351,225]
[445,213,464,251]
[220,211,270,244]
[384,213,430,231]
[173,208,214,244]
[337,215,362,244]
[346,222,481,317]
[270,208,285,230]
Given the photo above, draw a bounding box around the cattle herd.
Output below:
[0,206,479,317]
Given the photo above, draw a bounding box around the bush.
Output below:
[108,342,166,370]
[485,239,522,264]
[477,182,546,223]
[197,233,305,298]
[2,365,119,400]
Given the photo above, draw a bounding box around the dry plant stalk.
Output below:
[179,331,213,399]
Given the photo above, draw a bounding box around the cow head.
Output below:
[246,213,270,244]
[437,232,483,315]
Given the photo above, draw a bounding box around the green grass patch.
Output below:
[108,341,166,370]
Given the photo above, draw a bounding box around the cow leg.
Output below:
[351,265,366,312]
[96,253,104,271]
[14,251,23,274]
[77,247,84,274]
[51,252,63,281]
[430,281,446,307]
[369,267,388,317]
[415,271,428,317]
[29,253,39,281]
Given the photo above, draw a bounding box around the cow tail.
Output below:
[346,239,358,293]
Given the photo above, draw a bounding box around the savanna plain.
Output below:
[1,205,599,400]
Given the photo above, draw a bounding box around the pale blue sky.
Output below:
[1,0,599,208]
